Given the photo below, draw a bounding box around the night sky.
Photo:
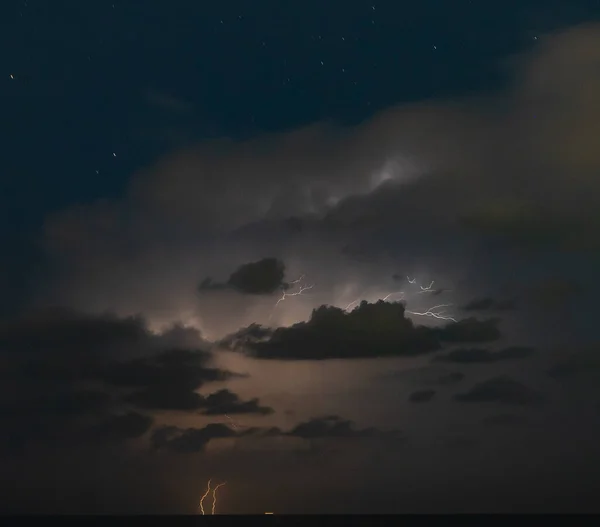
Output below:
[2,0,600,514]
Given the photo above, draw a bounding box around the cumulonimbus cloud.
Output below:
[36,23,600,342]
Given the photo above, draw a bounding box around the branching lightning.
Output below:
[274,275,314,308]
[343,275,458,323]
[199,479,227,515]
[275,283,314,307]
[406,303,457,322]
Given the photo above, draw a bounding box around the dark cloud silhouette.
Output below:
[287,415,399,440]
[455,376,543,406]
[105,348,240,412]
[0,309,242,454]
[150,423,236,453]
[434,346,535,364]
[199,257,286,295]
[125,385,273,415]
[462,297,517,311]
[149,414,397,454]
[288,415,373,439]
[218,323,274,351]
[101,348,235,391]
[408,389,436,403]
[202,389,274,416]
[231,300,502,360]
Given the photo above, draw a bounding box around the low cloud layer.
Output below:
[223,300,505,360]
[0,308,244,454]
[151,415,399,454]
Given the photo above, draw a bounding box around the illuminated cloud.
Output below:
[32,25,600,345]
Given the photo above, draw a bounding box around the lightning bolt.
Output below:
[199,479,227,515]
[274,275,314,308]
[340,274,458,323]
[287,274,305,285]
[344,299,360,311]
[382,291,405,301]
[406,303,457,322]
[211,482,226,515]
[418,280,435,293]
[350,275,458,322]
[275,283,314,307]
[199,479,212,515]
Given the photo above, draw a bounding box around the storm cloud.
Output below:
[199,257,287,295]
[5,21,600,514]
[226,300,505,360]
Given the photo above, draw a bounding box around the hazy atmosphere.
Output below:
[3,1,600,514]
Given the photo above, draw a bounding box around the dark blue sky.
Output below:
[3,0,600,309]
